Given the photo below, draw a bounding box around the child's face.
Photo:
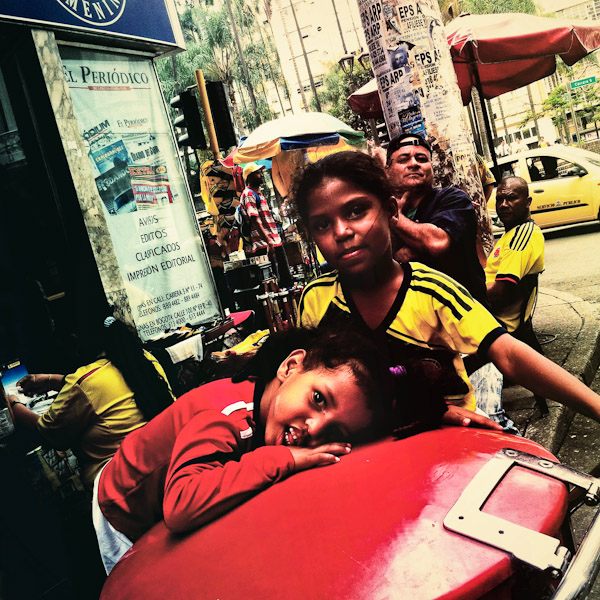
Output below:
[305,177,393,277]
[263,354,373,447]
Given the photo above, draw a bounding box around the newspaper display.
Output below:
[358,0,473,162]
[60,47,220,340]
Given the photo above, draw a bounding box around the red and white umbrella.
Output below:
[448,12,600,105]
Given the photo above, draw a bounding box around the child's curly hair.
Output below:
[233,325,393,416]
[233,326,463,442]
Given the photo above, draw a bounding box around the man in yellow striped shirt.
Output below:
[485,176,545,332]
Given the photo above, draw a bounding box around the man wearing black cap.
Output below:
[386,133,488,306]
[386,133,519,434]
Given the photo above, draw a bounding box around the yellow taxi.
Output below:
[487,144,600,230]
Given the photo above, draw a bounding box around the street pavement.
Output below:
[502,285,600,597]
[503,287,600,454]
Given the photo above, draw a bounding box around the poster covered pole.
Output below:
[357,0,494,263]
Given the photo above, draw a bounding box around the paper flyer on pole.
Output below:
[60,47,220,340]
[358,0,472,156]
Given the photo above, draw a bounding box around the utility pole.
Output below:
[566,74,582,144]
[526,85,540,145]
[277,3,306,111]
[224,0,261,127]
[289,0,322,112]
[256,24,289,116]
[345,0,363,49]
[357,0,493,262]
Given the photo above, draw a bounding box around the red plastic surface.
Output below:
[101,428,568,600]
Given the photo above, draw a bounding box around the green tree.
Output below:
[178,7,200,44]
[520,85,571,141]
[448,0,537,14]
[312,63,373,134]
[162,0,290,132]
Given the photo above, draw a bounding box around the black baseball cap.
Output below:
[386,133,432,165]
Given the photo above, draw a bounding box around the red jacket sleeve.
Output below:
[163,410,295,533]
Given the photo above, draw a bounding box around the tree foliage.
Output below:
[450,0,537,15]
[313,63,373,134]
[156,0,289,135]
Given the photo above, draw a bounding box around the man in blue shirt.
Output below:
[386,133,518,433]
[385,133,488,306]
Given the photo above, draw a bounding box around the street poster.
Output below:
[60,47,221,340]
[357,0,494,257]
[358,0,471,149]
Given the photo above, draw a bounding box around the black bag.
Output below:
[235,192,259,244]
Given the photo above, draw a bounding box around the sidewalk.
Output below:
[503,288,600,455]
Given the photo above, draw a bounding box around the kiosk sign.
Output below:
[55,0,127,27]
[60,47,221,340]
[0,0,182,49]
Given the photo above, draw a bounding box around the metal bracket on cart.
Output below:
[444,448,600,599]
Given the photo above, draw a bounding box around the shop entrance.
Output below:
[0,24,106,375]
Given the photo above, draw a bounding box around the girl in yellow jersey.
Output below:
[292,151,600,428]
[10,316,175,488]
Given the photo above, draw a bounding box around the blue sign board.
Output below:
[0,0,182,49]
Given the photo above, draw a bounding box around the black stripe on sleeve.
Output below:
[411,272,472,313]
[412,267,473,301]
[411,285,464,320]
[509,222,533,251]
[170,452,237,478]
[509,224,525,250]
[477,326,508,359]
[515,223,533,251]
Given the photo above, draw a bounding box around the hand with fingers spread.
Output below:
[390,193,408,227]
[288,443,351,472]
[391,194,419,263]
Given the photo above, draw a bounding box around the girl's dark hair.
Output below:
[101,318,174,421]
[289,151,394,229]
[233,325,393,417]
[233,326,465,442]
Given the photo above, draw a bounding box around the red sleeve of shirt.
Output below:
[163,411,295,533]
[241,188,259,219]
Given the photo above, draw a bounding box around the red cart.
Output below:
[100,427,600,600]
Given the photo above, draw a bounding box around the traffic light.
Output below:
[205,81,237,151]
[170,89,207,150]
